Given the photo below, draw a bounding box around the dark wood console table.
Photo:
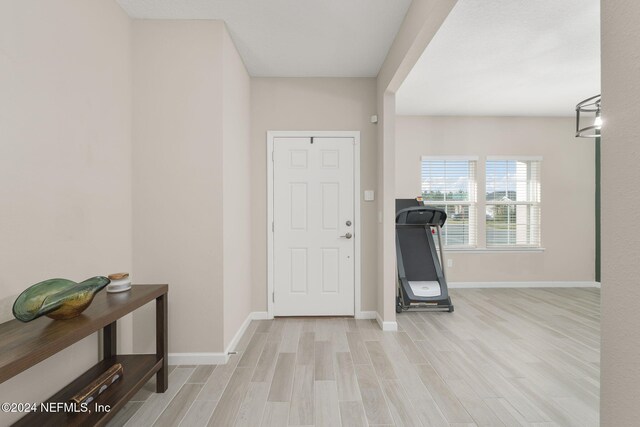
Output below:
[0,284,168,426]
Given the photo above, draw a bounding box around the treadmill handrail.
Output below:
[395,206,447,227]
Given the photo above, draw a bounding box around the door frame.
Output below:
[267,130,361,318]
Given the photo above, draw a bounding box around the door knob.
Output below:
[340,232,353,239]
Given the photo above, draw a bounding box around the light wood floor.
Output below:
[108,288,600,427]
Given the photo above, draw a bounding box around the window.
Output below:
[421,157,477,247]
[486,158,541,247]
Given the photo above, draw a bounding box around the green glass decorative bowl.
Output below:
[12,276,110,322]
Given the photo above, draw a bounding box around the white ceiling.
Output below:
[396,0,601,116]
[116,0,412,77]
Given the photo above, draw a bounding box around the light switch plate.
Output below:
[364,190,375,201]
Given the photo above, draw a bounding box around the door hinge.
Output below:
[272,292,275,303]
[272,221,274,232]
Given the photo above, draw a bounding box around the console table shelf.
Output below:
[0,284,168,426]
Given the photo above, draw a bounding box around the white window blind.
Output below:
[486,158,541,247]
[421,157,477,247]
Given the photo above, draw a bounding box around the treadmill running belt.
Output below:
[408,281,442,297]
[397,227,439,281]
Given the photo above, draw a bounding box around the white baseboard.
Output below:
[223,312,254,358]
[168,311,270,366]
[356,311,377,320]
[449,281,600,289]
[376,312,398,331]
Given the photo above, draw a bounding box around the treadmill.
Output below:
[396,198,454,313]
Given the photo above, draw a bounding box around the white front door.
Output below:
[273,137,355,316]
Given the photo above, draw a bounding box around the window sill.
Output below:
[445,247,545,254]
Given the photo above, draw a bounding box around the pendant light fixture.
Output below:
[576,94,602,138]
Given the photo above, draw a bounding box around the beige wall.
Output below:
[222,28,252,349]
[601,0,640,424]
[377,0,458,94]
[250,78,378,313]
[132,21,225,354]
[0,0,132,424]
[376,0,458,323]
[132,20,252,354]
[395,116,595,283]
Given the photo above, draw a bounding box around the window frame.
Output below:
[420,156,479,248]
[485,156,542,248]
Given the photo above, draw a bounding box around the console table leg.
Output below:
[103,321,117,360]
[156,293,168,392]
